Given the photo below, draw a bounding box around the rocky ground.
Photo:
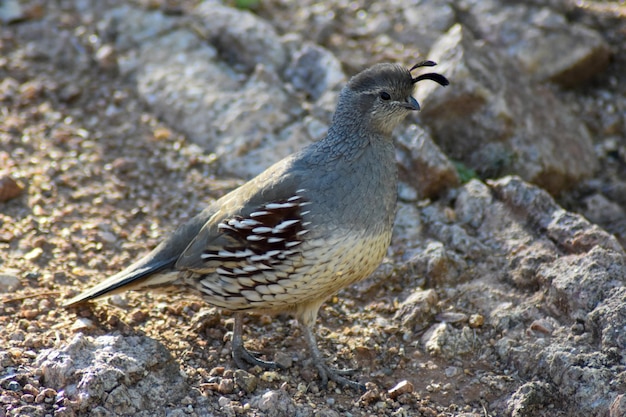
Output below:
[1,0,626,416]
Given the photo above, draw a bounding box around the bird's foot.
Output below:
[231,312,282,370]
[232,342,282,370]
[313,361,366,392]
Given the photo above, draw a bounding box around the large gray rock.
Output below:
[466,4,611,86]
[386,175,625,416]
[419,25,599,194]
[36,333,189,417]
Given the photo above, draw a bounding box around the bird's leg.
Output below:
[231,312,281,370]
[300,322,366,391]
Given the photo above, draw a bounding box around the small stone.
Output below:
[128,309,148,324]
[210,366,225,376]
[273,351,293,368]
[0,272,20,293]
[444,366,460,378]
[421,322,448,356]
[34,388,56,404]
[359,387,381,404]
[21,309,39,319]
[71,317,96,332]
[21,393,35,403]
[23,247,43,261]
[260,371,280,382]
[468,314,484,328]
[218,378,234,394]
[107,295,128,308]
[153,127,173,141]
[98,231,117,243]
[388,380,414,399]
[529,319,553,336]
[23,384,39,396]
[436,312,468,324]
[234,369,257,393]
[0,176,23,202]
[95,44,117,69]
[0,0,25,24]
[217,396,230,407]
[7,381,21,391]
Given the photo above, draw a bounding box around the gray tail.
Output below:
[63,203,217,307]
[63,256,177,306]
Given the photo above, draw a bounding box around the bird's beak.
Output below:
[404,96,420,111]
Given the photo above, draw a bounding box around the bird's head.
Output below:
[338,61,449,136]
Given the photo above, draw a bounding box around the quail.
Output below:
[64,61,449,390]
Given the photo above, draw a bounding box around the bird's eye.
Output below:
[380,91,391,100]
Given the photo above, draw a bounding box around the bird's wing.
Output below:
[175,169,310,275]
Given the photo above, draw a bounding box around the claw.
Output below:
[300,322,366,391]
[314,361,366,392]
[232,312,282,370]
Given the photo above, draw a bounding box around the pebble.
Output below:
[7,381,20,391]
[468,314,484,328]
[0,273,20,293]
[273,351,293,368]
[218,378,234,394]
[21,309,39,319]
[529,319,553,335]
[0,175,22,202]
[444,366,460,377]
[234,369,258,393]
[21,393,35,403]
[23,384,39,396]
[388,380,414,399]
[359,388,381,404]
[260,371,281,382]
[209,366,225,376]
[35,388,56,404]
[436,312,468,324]
[71,317,96,332]
[23,247,43,261]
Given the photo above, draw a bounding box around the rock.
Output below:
[610,394,626,417]
[421,322,448,356]
[393,289,438,330]
[193,2,287,73]
[36,334,188,416]
[543,246,624,318]
[0,175,22,202]
[581,193,626,225]
[234,369,257,393]
[421,24,598,194]
[468,314,484,329]
[387,380,414,399]
[588,287,626,351]
[283,42,345,101]
[395,124,460,199]
[100,5,304,179]
[70,318,96,332]
[273,351,293,369]
[218,378,235,394]
[0,0,25,24]
[506,381,556,417]
[250,389,303,417]
[477,6,611,86]
[0,272,21,293]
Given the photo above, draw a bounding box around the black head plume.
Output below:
[410,61,450,87]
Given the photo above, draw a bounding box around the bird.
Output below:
[64,61,449,391]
